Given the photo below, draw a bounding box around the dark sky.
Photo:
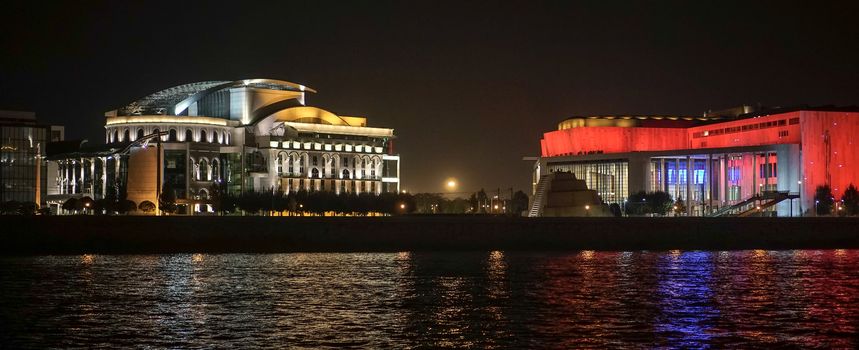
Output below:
[2,1,859,194]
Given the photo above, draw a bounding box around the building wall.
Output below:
[541,127,689,157]
[0,124,48,204]
[800,111,859,207]
[126,146,159,213]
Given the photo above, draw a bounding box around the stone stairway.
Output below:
[527,174,552,217]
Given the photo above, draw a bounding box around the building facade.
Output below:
[47,79,400,214]
[530,106,859,217]
[0,110,63,206]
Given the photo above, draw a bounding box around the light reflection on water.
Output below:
[1,250,858,348]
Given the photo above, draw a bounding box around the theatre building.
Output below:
[529,106,859,217]
[46,79,400,215]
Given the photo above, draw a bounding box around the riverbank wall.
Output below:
[2,216,858,254]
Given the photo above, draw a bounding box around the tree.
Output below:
[17,202,37,215]
[62,198,79,214]
[841,183,859,216]
[814,185,835,215]
[625,191,649,216]
[79,196,94,214]
[609,203,622,217]
[468,193,478,213]
[118,199,137,214]
[1,201,21,215]
[476,189,488,213]
[647,191,674,216]
[159,183,177,214]
[673,197,687,216]
[138,200,156,213]
[511,190,529,215]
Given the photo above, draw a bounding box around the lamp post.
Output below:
[797,180,803,216]
[585,204,590,217]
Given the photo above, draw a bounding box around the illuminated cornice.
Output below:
[105,115,229,127]
[282,121,394,138]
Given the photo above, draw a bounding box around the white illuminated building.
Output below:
[49,79,400,214]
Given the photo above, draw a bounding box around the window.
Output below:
[200,129,207,143]
[168,129,177,142]
[276,154,283,175]
[287,155,294,174]
[299,155,305,174]
[199,159,209,181]
[759,163,777,178]
[137,129,145,140]
[729,185,742,201]
[123,129,130,142]
[779,130,789,137]
[185,129,193,142]
[212,159,220,181]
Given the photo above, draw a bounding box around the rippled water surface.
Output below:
[2,250,859,348]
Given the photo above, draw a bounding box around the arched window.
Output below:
[152,128,160,141]
[137,128,145,140]
[113,130,118,143]
[211,159,220,181]
[311,168,320,179]
[123,129,130,142]
[200,129,208,143]
[168,129,178,142]
[299,154,306,174]
[216,131,222,144]
[185,129,193,142]
[276,154,283,175]
[342,169,350,179]
[223,131,229,145]
[199,159,209,181]
[287,154,294,174]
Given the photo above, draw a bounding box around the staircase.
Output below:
[527,174,553,217]
[708,191,795,217]
[737,191,794,217]
[708,196,759,217]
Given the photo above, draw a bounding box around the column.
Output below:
[707,153,713,212]
[686,155,692,216]
[752,152,757,198]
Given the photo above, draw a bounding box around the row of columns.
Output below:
[56,156,121,198]
[274,153,383,180]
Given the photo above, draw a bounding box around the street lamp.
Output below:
[584,204,590,217]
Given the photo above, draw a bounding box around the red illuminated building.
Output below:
[529,106,859,217]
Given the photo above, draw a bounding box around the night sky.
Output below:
[2,1,858,194]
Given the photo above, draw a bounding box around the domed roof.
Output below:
[117,79,315,116]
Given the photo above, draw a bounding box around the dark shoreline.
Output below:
[2,216,859,254]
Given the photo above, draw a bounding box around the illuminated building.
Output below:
[529,106,859,217]
[46,79,400,214]
[0,110,63,205]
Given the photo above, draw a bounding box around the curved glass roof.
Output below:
[117,79,316,116]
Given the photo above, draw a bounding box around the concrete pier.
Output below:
[2,216,858,254]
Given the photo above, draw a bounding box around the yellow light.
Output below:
[447,180,456,188]
[400,204,405,209]
[493,205,499,209]
[585,205,590,210]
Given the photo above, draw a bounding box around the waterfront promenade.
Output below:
[3,216,858,254]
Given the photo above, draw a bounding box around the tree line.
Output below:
[813,183,859,216]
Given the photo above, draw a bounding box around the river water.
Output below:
[1,250,858,348]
